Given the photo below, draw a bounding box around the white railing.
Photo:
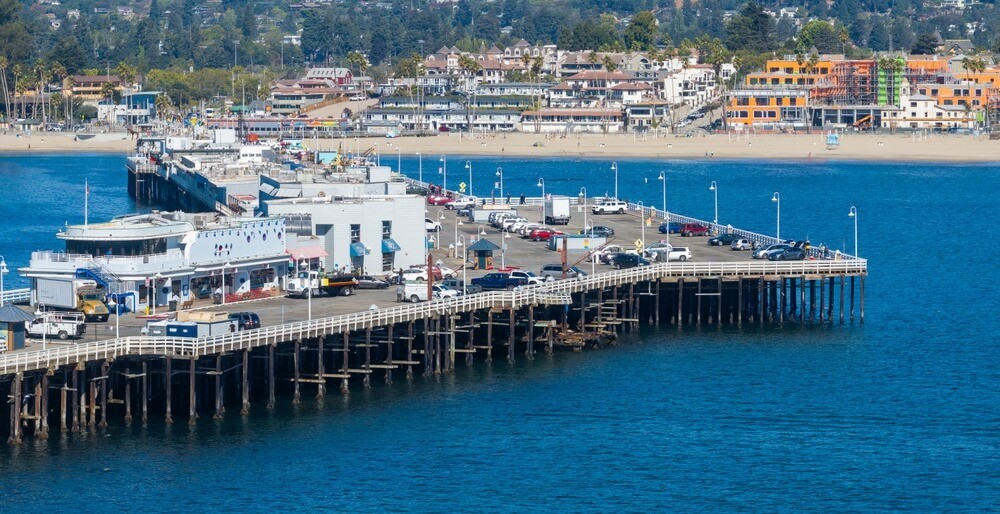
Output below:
[1,288,31,305]
[29,250,188,276]
[0,259,867,375]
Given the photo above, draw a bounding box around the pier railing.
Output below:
[1,288,31,305]
[0,259,867,375]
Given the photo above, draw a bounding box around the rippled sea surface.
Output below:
[1,153,998,511]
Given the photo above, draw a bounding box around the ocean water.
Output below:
[1,153,998,511]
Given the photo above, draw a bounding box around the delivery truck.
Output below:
[286,271,358,298]
[543,196,572,225]
[33,278,110,322]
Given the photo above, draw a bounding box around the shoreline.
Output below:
[2,131,997,163]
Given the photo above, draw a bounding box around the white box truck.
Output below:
[33,278,110,322]
[543,196,572,225]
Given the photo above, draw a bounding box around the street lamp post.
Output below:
[153,272,163,315]
[299,254,312,321]
[658,172,669,247]
[495,167,504,201]
[709,180,718,228]
[457,235,467,294]
[416,151,423,184]
[439,155,447,192]
[221,262,229,306]
[610,162,619,200]
[537,178,545,200]
[0,256,7,305]
[501,229,511,269]
[464,160,473,198]
[454,218,464,257]
[436,211,445,250]
[772,192,781,241]
[636,201,645,251]
[848,206,858,257]
[396,145,401,173]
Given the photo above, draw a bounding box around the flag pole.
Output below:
[85,178,89,226]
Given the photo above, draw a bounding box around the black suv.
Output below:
[611,253,651,269]
[708,233,741,246]
[229,312,261,330]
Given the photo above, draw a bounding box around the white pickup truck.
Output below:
[591,200,628,214]
[404,283,459,302]
[27,312,86,340]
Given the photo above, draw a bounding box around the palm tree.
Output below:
[50,61,67,124]
[0,57,10,122]
[101,81,118,127]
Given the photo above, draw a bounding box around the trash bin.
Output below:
[213,292,223,305]
[168,300,178,311]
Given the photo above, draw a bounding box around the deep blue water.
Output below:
[1,153,998,510]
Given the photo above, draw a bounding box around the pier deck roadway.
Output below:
[20,205,757,349]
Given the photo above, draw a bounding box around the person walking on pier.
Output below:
[396,284,405,302]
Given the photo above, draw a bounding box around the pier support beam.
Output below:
[364,328,372,389]
[465,314,475,367]
[317,336,326,398]
[268,344,277,407]
[839,275,845,324]
[72,365,81,432]
[341,333,350,394]
[38,373,49,439]
[59,372,67,433]
[385,325,394,384]
[214,354,224,420]
[800,275,806,324]
[141,361,148,424]
[9,372,22,444]
[486,311,494,363]
[100,360,109,428]
[527,306,535,358]
[241,349,250,415]
[406,323,414,380]
[164,356,173,424]
[88,372,97,428]
[677,279,685,326]
[124,365,133,425]
[820,275,826,323]
[507,308,515,364]
[188,358,197,425]
[293,340,301,404]
[860,275,865,324]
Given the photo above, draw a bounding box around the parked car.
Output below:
[752,244,790,259]
[508,270,550,285]
[658,222,683,234]
[581,226,614,237]
[356,275,390,289]
[708,233,741,246]
[592,200,628,214]
[667,246,692,261]
[768,247,807,261]
[440,278,482,295]
[228,312,261,330]
[470,272,527,291]
[426,195,454,206]
[594,245,625,263]
[730,239,753,251]
[600,251,626,265]
[539,263,587,279]
[425,217,442,231]
[611,253,651,269]
[530,228,564,241]
[445,197,476,210]
[680,223,710,237]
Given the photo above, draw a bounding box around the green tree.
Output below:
[725,3,775,53]
[798,20,843,54]
[911,33,939,55]
[624,11,658,51]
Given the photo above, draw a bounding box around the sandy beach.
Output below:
[1,130,997,163]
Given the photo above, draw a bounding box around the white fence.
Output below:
[1,288,31,305]
[0,259,866,375]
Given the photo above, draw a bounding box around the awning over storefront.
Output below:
[286,246,328,260]
[349,242,368,257]
[381,238,401,253]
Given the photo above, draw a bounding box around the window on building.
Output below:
[350,224,361,243]
[382,252,394,272]
[910,102,917,107]
[382,221,391,239]
[776,98,784,106]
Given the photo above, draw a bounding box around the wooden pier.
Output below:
[1,260,866,443]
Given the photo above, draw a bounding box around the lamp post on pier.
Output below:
[454,217,464,257]
[0,256,7,306]
[464,160,473,198]
[636,201,645,251]
[579,187,588,237]
[658,172,669,247]
[501,229,511,269]
[709,180,718,228]
[457,235,467,294]
[610,162,619,200]
[439,155,447,192]
[772,192,781,241]
[416,151,423,184]
[537,178,545,200]
[495,167,504,201]
[848,206,858,257]
[153,272,163,315]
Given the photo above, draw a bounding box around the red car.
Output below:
[426,195,454,206]
[680,223,710,236]
[529,228,564,241]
